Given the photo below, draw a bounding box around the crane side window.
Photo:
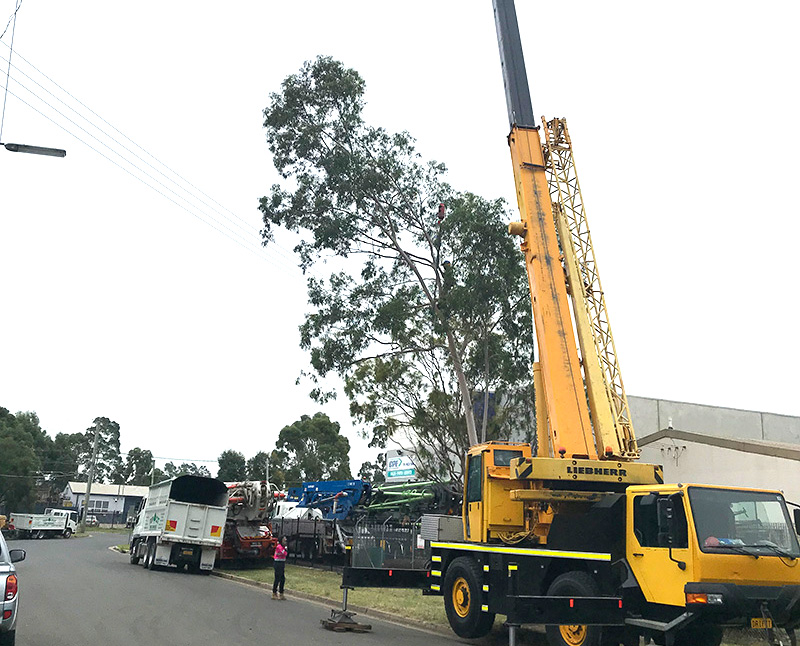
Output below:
[633,494,688,548]
[493,450,523,467]
[466,454,483,504]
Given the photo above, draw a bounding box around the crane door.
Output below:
[464,453,484,542]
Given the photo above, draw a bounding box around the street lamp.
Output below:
[2,142,66,157]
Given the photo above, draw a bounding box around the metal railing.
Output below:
[350,516,430,570]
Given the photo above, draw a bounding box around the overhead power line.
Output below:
[0,41,301,276]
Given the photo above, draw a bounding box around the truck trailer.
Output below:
[128,475,228,573]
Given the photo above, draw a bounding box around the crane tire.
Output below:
[545,571,605,646]
[443,556,495,638]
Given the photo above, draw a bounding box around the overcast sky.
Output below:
[1,1,798,476]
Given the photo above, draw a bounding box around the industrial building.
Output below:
[630,395,800,502]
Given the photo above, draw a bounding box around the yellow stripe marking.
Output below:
[483,565,489,572]
[481,605,489,612]
[431,570,441,577]
[431,584,440,591]
[431,555,441,562]
[482,584,489,592]
[430,541,611,562]
[508,564,518,571]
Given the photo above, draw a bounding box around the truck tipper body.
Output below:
[8,509,78,539]
[128,475,228,573]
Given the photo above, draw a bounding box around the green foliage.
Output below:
[358,452,386,484]
[246,451,270,481]
[260,57,534,481]
[162,461,212,479]
[217,450,247,481]
[74,417,123,484]
[119,447,154,486]
[272,413,351,485]
[0,408,41,512]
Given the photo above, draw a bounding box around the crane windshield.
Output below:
[688,487,800,557]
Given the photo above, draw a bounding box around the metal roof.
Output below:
[65,482,149,497]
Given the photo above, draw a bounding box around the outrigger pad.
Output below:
[321,608,372,633]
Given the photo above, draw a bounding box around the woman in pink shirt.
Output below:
[272,536,288,600]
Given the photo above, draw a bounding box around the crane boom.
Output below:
[542,117,639,460]
[493,0,635,460]
[493,0,594,459]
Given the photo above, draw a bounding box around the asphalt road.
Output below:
[10,532,538,646]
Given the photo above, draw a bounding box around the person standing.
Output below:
[272,536,288,600]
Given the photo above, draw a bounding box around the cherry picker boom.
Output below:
[331,2,800,645]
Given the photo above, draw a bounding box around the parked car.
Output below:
[0,529,26,645]
[84,515,99,527]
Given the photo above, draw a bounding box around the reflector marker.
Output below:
[431,555,441,562]
[431,570,441,577]
[483,565,490,571]
[431,584,441,591]
[482,584,489,592]
[481,605,489,612]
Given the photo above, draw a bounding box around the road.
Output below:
[10,532,538,646]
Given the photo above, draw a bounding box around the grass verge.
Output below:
[229,565,449,628]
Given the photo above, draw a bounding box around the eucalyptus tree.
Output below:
[260,57,534,481]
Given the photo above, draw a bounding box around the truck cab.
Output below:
[626,483,800,630]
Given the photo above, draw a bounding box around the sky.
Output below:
[1,1,798,477]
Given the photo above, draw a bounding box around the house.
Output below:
[61,482,149,525]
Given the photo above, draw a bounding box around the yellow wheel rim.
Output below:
[451,576,471,618]
[559,624,587,646]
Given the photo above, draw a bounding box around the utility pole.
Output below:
[80,420,101,533]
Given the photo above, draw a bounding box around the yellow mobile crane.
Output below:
[331,2,800,645]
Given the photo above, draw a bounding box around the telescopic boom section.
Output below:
[492,0,596,459]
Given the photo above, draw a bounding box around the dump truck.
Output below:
[128,475,228,573]
[327,3,800,645]
[7,509,78,539]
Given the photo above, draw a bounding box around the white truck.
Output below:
[128,475,228,573]
[7,508,78,539]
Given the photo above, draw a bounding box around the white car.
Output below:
[0,530,26,645]
[84,515,99,527]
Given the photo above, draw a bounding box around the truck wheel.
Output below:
[544,571,604,646]
[673,624,723,646]
[129,540,141,565]
[144,540,156,570]
[63,528,73,539]
[443,556,495,639]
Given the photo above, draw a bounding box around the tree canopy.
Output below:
[271,412,351,485]
[260,56,534,481]
[216,450,247,481]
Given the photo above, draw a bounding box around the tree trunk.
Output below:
[481,336,490,443]
[446,329,479,446]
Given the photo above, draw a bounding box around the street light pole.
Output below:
[79,420,101,533]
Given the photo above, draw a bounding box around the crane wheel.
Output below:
[443,556,494,639]
[545,571,604,646]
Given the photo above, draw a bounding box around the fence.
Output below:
[350,516,430,570]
